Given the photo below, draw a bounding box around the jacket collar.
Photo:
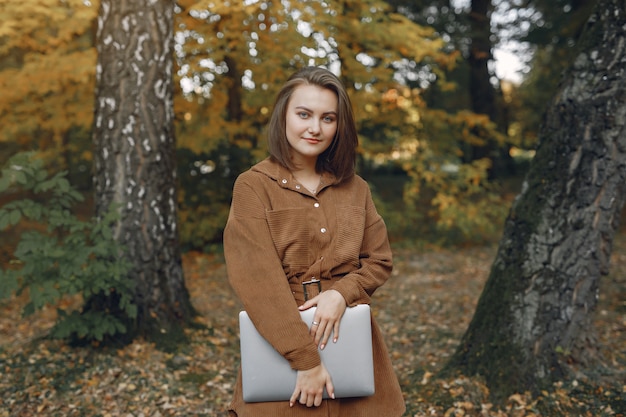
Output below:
[251,157,339,190]
[250,158,283,181]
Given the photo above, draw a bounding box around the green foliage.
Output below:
[176,145,255,250]
[0,153,135,341]
[1,0,524,248]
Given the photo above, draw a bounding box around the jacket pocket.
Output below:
[266,208,310,268]
[334,206,366,267]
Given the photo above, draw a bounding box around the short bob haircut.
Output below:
[267,66,358,183]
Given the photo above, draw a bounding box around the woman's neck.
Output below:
[291,167,322,194]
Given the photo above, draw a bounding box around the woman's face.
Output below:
[285,84,338,167]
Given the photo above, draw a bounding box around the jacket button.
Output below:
[281,179,288,184]
[314,202,320,208]
[320,228,327,233]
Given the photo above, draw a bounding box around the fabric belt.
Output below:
[289,276,339,305]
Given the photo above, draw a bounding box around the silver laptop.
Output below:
[239,304,375,402]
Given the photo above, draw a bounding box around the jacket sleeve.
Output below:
[224,174,321,371]
[330,182,393,307]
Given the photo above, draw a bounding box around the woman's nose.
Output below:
[308,118,321,134]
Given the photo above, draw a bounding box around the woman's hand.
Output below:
[299,289,346,349]
[289,363,335,407]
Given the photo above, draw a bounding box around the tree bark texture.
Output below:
[446,0,626,400]
[92,0,194,339]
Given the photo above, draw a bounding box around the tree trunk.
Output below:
[91,0,194,343]
[466,0,495,166]
[445,0,626,401]
[468,0,495,123]
[224,55,243,123]
[467,0,514,176]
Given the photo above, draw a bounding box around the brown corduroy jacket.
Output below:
[224,158,405,417]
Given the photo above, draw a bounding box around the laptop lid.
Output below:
[239,304,375,402]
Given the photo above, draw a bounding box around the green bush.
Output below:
[175,146,253,251]
[0,153,136,341]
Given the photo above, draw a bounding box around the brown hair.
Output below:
[267,66,357,183]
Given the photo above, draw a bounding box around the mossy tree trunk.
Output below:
[445,0,626,401]
[91,0,195,343]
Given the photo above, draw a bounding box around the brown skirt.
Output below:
[227,317,406,417]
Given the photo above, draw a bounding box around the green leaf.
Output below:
[114,320,127,334]
[93,324,104,341]
[0,211,10,230]
[0,270,19,300]
[125,303,138,319]
[21,201,43,221]
[0,175,10,193]
[11,170,28,185]
[9,209,21,226]
[35,168,48,182]
[23,301,35,316]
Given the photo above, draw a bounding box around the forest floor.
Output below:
[1,235,625,417]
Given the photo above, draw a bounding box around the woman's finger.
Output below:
[314,391,324,406]
[326,377,336,400]
[319,320,336,350]
[299,294,320,312]
[332,319,340,343]
[310,316,322,338]
[289,387,301,407]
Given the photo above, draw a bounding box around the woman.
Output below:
[224,66,405,416]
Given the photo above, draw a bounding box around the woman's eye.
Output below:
[323,116,336,123]
[298,112,309,118]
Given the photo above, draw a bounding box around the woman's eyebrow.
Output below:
[295,105,337,115]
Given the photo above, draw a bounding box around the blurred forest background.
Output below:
[0,0,598,250]
[2,1,626,416]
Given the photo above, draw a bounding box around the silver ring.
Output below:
[312,321,319,326]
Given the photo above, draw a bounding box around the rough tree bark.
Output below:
[445,0,626,401]
[91,0,194,342]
